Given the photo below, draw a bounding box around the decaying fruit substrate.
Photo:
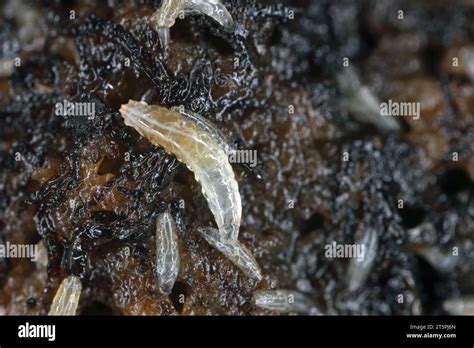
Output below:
[0,0,473,315]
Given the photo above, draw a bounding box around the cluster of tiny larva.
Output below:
[46,0,474,317]
[49,0,299,316]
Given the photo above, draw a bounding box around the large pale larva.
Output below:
[48,275,82,316]
[151,0,234,46]
[155,212,180,294]
[119,100,261,280]
[120,100,241,243]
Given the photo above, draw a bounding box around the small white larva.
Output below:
[337,67,400,133]
[155,212,180,294]
[253,289,317,315]
[48,275,82,316]
[151,0,234,46]
[346,228,378,292]
[198,227,262,280]
[443,296,474,315]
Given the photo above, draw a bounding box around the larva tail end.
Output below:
[198,227,262,281]
[220,224,239,243]
[221,15,235,32]
[156,27,170,48]
[159,282,174,295]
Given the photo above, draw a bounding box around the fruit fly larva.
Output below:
[119,100,261,280]
[198,226,262,280]
[337,67,400,133]
[443,295,474,315]
[346,228,378,292]
[253,289,318,315]
[120,100,241,243]
[151,0,234,47]
[48,275,82,316]
[155,212,180,294]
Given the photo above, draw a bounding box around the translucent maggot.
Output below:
[119,100,261,280]
[253,289,318,315]
[155,211,180,294]
[48,275,82,316]
[151,0,234,46]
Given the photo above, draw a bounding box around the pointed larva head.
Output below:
[48,275,82,316]
[156,27,170,48]
[119,102,129,115]
[119,100,171,147]
[119,100,135,121]
[216,11,235,32]
[205,1,235,32]
[119,100,153,130]
[119,100,143,118]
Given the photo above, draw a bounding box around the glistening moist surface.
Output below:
[0,0,473,315]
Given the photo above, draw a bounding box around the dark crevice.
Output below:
[97,155,123,176]
[440,168,472,195]
[169,281,189,314]
[91,210,126,223]
[300,212,325,235]
[81,301,114,315]
[399,205,425,229]
[415,256,448,315]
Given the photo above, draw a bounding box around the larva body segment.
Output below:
[151,0,234,46]
[187,0,234,29]
[155,212,180,294]
[151,0,185,46]
[152,0,186,29]
[120,100,242,243]
[48,275,82,316]
[172,106,232,155]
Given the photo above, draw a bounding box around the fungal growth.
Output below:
[151,0,234,47]
[253,289,318,315]
[48,275,82,316]
[119,100,261,280]
[155,212,180,294]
